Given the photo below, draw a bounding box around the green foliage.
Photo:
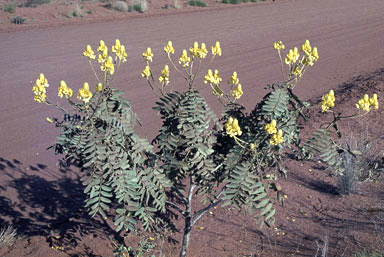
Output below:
[10,16,26,24]
[187,0,207,7]
[222,0,256,4]
[113,1,129,12]
[37,39,326,257]
[67,4,84,18]
[55,88,171,233]
[216,82,307,226]
[3,3,15,13]
[131,0,148,13]
[303,128,339,167]
[24,0,51,7]
[154,89,220,200]
[337,151,359,195]
[112,232,157,257]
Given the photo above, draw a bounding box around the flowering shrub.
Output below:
[31,38,379,256]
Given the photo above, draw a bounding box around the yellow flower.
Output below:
[96,83,103,92]
[225,117,242,138]
[178,49,190,67]
[301,40,312,55]
[164,41,175,55]
[32,73,49,103]
[265,120,277,135]
[116,45,127,63]
[228,71,239,85]
[97,40,107,52]
[143,47,154,62]
[231,84,243,99]
[101,56,115,75]
[77,82,93,103]
[320,89,335,112]
[212,85,223,97]
[204,69,214,84]
[112,39,121,53]
[141,65,151,79]
[213,69,222,84]
[159,65,170,86]
[270,129,284,145]
[370,93,379,109]
[303,47,319,66]
[273,41,285,50]
[197,42,208,59]
[37,73,48,86]
[285,47,300,65]
[189,42,199,58]
[83,45,96,59]
[211,41,222,56]
[204,69,221,85]
[312,47,319,61]
[57,80,73,98]
[356,93,379,112]
[250,143,255,150]
[45,117,53,123]
[98,48,108,64]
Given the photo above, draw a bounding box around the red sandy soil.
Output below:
[1,0,384,256]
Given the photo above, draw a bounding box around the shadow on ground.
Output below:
[0,157,121,253]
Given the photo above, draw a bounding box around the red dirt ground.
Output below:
[1,0,384,256]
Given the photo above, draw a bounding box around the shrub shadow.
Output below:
[0,157,122,250]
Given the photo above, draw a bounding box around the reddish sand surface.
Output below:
[1,0,384,256]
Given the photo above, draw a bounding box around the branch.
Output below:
[191,189,224,226]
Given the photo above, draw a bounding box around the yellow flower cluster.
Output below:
[270,129,284,145]
[264,120,284,145]
[228,71,239,85]
[141,65,151,79]
[225,117,242,138]
[90,39,128,75]
[211,41,222,56]
[228,72,243,100]
[57,80,73,99]
[98,47,108,64]
[143,47,154,62]
[264,120,277,134]
[164,41,175,55]
[101,56,115,75]
[273,41,285,51]
[285,47,300,65]
[189,42,208,59]
[77,82,93,103]
[232,84,243,99]
[96,82,103,92]
[97,40,107,52]
[159,65,170,86]
[83,45,96,60]
[281,40,319,69]
[320,89,335,112]
[32,73,49,103]
[356,94,379,112]
[178,49,191,67]
[204,69,222,85]
[112,39,127,63]
[301,40,319,66]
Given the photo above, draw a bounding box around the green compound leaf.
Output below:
[304,128,338,166]
[262,88,290,119]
